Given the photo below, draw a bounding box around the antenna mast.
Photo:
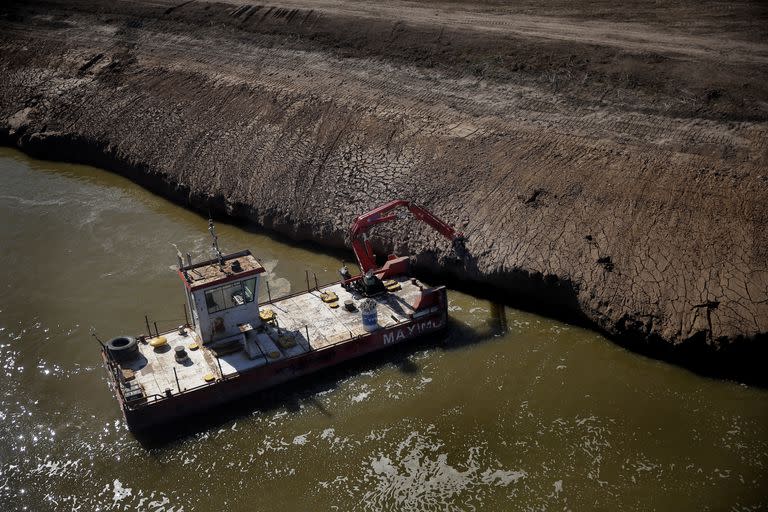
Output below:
[208,217,224,266]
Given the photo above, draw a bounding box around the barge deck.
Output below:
[101,202,462,431]
[118,275,436,401]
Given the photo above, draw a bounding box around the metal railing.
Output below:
[120,309,444,410]
[114,277,445,409]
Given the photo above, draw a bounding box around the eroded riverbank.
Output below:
[1,147,767,511]
[2,0,767,365]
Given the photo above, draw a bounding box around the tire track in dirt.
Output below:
[2,0,767,375]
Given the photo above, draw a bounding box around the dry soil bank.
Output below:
[1,0,767,377]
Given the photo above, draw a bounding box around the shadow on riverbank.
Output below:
[2,134,766,398]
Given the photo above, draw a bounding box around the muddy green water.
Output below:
[0,147,766,511]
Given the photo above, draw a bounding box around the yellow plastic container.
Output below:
[259,308,276,322]
[320,291,338,303]
[149,336,168,348]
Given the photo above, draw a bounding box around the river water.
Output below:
[0,147,766,511]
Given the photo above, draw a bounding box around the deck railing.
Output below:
[115,278,444,409]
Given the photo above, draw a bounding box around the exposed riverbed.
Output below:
[1,147,766,511]
[4,0,768,353]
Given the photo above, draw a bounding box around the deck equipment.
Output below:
[100,204,459,432]
[349,199,464,274]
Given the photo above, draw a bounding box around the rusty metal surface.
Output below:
[180,250,265,290]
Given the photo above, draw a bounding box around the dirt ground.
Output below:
[1,0,767,366]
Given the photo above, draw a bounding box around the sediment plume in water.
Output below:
[1,0,767,377]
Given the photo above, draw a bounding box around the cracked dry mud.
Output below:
[1,0,767,371]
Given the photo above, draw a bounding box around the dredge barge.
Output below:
[101,201,463,431]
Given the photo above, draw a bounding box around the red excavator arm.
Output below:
[350,200,464,273]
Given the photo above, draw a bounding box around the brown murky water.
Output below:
[0,147,766,511]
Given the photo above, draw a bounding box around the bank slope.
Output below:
[1,0,767,375]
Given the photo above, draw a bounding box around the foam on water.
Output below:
[355,425,528,512]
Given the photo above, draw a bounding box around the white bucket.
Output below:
[360,299,378,332]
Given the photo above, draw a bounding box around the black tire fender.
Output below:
[107,336,137,354]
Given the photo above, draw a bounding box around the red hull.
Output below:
[104,294,447,431]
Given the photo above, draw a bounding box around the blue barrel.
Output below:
[360,299,378,332]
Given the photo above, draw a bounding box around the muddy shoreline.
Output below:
[2,0,767,382]
[3,131,766,386]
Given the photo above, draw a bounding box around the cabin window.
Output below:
[205,280,254,313]
[205,287,225,314]
[223,282,245,309]
[243,278,256,303]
